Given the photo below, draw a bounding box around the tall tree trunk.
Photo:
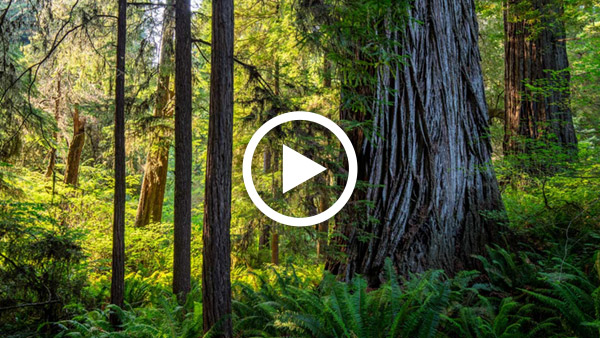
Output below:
[270,60,280,266]
[135,2,175,227]
[173,0,192,302]
[45,77,60,178]
[202,0,234,335]
[503,0,577,156]
[110,0,126,327]
[64,104,85,186]
[325,0,505,286]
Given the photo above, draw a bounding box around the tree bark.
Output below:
[110,0,126,328]
[202,0,234,335]
[173,0,192,302]
[325,0,505,286]
[135,1,174,227]
[63,104,85,186]
[503,0,577,156]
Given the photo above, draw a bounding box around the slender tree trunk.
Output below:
[110,0,126,327]
[202,0,234,335]
[503,0,577,156]
[45,77,60,178]
[271,232,279,265]
[325,0,505,286]
[173,0,192,302]
[135,2,175,227]
[316,195,328,258]
[323,55,332,88]
[64,104,85,186]
[258,149,271,250]
[269,60,280,266]
[270,146,279,266]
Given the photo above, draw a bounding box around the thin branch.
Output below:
[192,38,277,97]
[0,0,13,29]
[0,300,60,312]
[127,2,171,6]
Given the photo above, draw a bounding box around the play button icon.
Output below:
[243,111,357,227]
[282,145,326,193]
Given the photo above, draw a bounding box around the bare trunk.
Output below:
[202,0,234,334]
[135,2,175,227]
[271,232,279,265]
[323,55,332,88]
[503,0,577,156]
[316,196,328,258]
[270,149,279,266]
[326,0,505,286]
[64,104,85,186]
[173,0,192,303]
[110,0,126,327]
[258,149,271,250]
[45,78,60,178]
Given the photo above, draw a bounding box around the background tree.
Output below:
[135,1,175,227]
[202,0,234,335]
[110,0,127,327]
[173,0,192,302]
[63,104,85,186]
[504,0,577,157]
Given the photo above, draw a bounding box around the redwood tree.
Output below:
[173,0,192,301]
[202,0,234,335]
[504,0,577,155]
[135,1,175,227]
[323,0,505,286]
[110,0,126,327]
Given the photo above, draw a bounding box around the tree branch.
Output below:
[127,2,170,6]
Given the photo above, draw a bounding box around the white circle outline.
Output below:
[243,111,357,227]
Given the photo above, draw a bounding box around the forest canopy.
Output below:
[1,0,600,336]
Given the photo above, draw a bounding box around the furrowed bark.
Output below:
[110,0,126,328]
[173,0,192,302]
[202,0,234,334]
[326,0,505,286]
[135,1,174,227]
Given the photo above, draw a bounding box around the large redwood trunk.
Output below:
[325,0,505,286]
[503,0,577,155]
[135,2,174,227]
[64,104,85,186]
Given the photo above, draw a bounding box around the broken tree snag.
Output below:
[64,104,85,186]
[135,0,174,227]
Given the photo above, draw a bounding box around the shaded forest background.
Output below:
[1,0,600,336]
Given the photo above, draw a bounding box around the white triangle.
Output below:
[282,145,327,193]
